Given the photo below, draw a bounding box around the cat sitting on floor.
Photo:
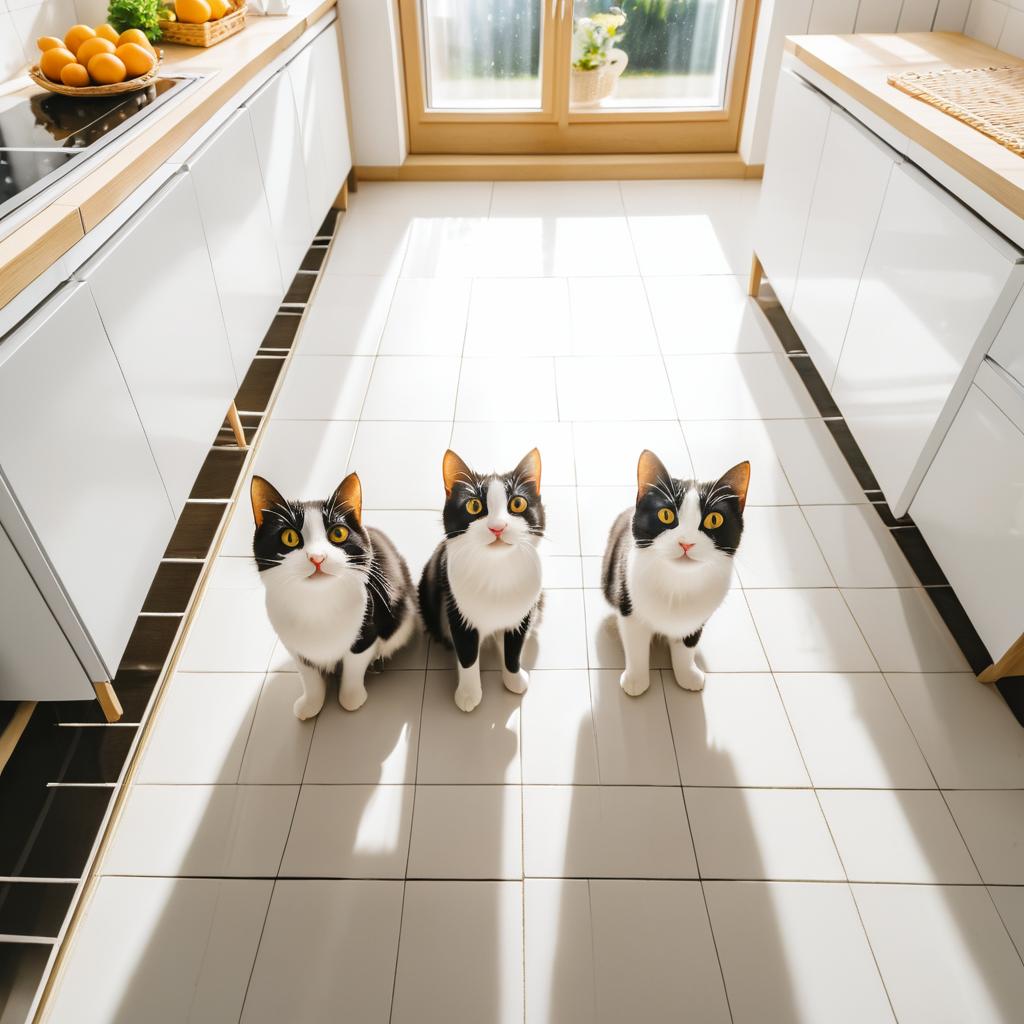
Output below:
[602,450,750,697]
[251,472,416,719]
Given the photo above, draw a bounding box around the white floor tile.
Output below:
[990,886,1024,961]
[628,214,737,275]
[520,670,599,785]
[944,790,1024,884]
[408,785,522,879]
[392,881,524,1024]
[548,218,639,277]
[472,217,551,277]
[686,788,844,881]
[588,669,679,785]
[744,588,877,672]
[238,672,316,784]
[324,212,411,278]
[556,355,676,420]
[568,277,658,354]
[178,588,278,673]
[820,790,979,883]
[379,277,471,356]
[886,672,1024,788]
[271,354,374,419]
[417,670,521,784]
[352,181,494,219]
[362,508,441,579]
[776,672,935,788]
[536,485,581,557]
[296,275,393,355]
[705,880,895,1024]
[843,589,970,672]
[766,418,867,503]
[403,216,494,278]
[665,673,809,787]
[47,877,272,1024]
[241,880,403,1024]
[544,555,585,588]
[804,504,919,587]
[457,356,559,421]
[572,420,688,486]
[734,505,834,588]
[523,786,696,878]
[524,588,589,670]
[280,785,413,878]
[136,672,264,784]
[854,883,1024,1024]
[348,420,452,508]
[666,353,819,419]
[490,180,624,218]
[590,880,731,1024]
[465,278,572,356]
[646,275,778,354]
[361,355,461,420]
[102,785,297,877]
[577,486,635,556]
[450,420,576,485]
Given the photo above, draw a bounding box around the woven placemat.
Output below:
[888,65,1024,156]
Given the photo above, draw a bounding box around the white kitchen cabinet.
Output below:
[911,360,1024,662]
[245,70,315,287]
[0,283,174,678]
[989,285,1024,388]
[790,109,898,389]
[834,163,1024,514]
[188,109,283,382]
[753,69,832,313]
[79,172,238,514]
[288,23,352,228]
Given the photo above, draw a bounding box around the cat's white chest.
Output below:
[265,575,366,668]
[628,549,732,639]
[447,542,542,636]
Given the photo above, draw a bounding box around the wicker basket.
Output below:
[571,47,628,107]
[158,3,247,47]
[29,57,163,97]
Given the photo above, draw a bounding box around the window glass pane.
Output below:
[570,0,735,110]
[421,0,545,110]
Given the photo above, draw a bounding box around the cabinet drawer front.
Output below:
[911,380,1024,661]
[0,283,174,675]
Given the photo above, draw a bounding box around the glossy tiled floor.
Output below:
[46,182,1024,1024]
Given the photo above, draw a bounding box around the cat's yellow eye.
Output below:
[704,512,724,530]
[657,507,676,525]
[508,496,528,514]
[280,528,300,548]
[466,498,483,516]
[328,525,349,545]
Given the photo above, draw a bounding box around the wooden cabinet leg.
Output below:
[226,401,247,449]
[748,252,764,297]
[978,633,1024,684]
[0,702,35,773]
[94,682,123,723]
[334,180,349,211]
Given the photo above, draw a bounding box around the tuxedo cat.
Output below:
[251,473,416,719]
[419,449,544,712]
[602,450,749,697]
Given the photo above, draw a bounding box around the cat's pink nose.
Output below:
[309,554,325,566]
[489,525,505,536]
[680,542,695,553]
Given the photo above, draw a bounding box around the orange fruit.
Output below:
[39,47,77,82]
[87,53,127,85]
[117,28,155,51]
[208,0,231,18]
[37,36,65,52]
[95,23,120,44]
[116,43,155,78]
[64,24,96,54]
[59,62,91,87]
[175,0,211,23]
[75,37,115,65]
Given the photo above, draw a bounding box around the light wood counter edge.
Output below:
[0,0,335,316]
[785,32,1024,222]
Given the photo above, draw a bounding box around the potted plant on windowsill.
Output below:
[571,6,628,107]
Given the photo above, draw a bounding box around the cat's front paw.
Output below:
[339,685,368,712]
[674,663,706,692]
[454,685,482,713]
[619,671,650,697]
[293,694,325,720]
[502,668,529,695]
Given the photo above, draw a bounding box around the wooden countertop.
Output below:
[787,32,1024,223]
[0,0,335,312]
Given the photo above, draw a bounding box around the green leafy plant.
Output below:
[107,0,163,41]
[572,6,627,71]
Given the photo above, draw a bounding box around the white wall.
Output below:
[965,0,1024,54]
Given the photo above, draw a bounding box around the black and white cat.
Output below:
[602,450,749,697]
[251,473,416,719]
[419,449,544,712]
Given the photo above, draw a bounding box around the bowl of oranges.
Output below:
[31,24,161,96]
[158,0,246,48]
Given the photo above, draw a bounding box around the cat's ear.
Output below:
[251,476,286,528]
[514,448,542,492]
[717,461,751,512]
[442,449,473,497]
[331,472,362,525]
[636,450,671,502]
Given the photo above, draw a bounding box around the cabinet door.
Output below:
[189,109,283,381]
[79,172,238,514]
[789,109,897,389]
[753,69,832,313]
[245,70,315,286]
[988,283,1024,389]
[834,163,1022,514]
[910,365,1024,662]
[0,283,174,676]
